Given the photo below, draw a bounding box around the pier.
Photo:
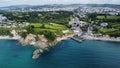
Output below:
[71,37,83,43]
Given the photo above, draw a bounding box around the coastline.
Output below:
[56,34,75,42]
[93,37,120,42]
[32,34,75,59]
[4,33,75,59]
[81,35,120,42]
[0,34,120,59]
[0,36,21,40]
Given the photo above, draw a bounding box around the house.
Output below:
[23,22,30,26]
[87,26,93,36]
[79,21,87,27]
[0,14,7,23]
[100,23,108,28]
[0,15,2,23]
[69,17,87,27]
[62,30,69,34]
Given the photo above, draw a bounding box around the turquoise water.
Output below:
[0,39,120,68]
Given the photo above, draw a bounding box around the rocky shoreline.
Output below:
[19,33,75,59]
[0,34,71,59]
[0,30,74,59]
[20,33,119,59]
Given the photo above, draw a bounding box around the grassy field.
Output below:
[99,28,120,37]
[30,23,73,36]
[99,28,118,33]
[110,23,120,29]
[97,15,120,20]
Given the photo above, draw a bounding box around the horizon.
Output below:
[0,0,120,7]
[0,3,120,8]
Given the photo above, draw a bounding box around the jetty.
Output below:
[71,37,83,43]
[56,34,76,41]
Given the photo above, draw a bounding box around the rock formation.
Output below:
[20,34,56,59]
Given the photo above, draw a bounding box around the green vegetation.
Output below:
[100,23,120,37]
[2,11,73,25]
[109,23,120,29]
[85,13,120,23]
[25,25,34,34]
[20,32,28,39]
[83,13,120,37]
[99,28,118,34]
[30,23,72,35]
[97,15,120,20]
[0,11,73,41]
[0,28,11,35]
[99,28,120,37]
[43,30,56,42]
[23,23,73,41]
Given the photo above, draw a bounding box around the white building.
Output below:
[100,23,108,28]
[0,14,7,23]
[0,15,2,23]
[87,26,93,36]
[69,17,87,27]
[62,30,69,34]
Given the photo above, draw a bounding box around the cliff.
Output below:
[20,33,57,59]
[18,32,75,59]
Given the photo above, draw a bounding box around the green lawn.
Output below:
[97,15,120,20]
[30,23,73,36]
[110,23,120,29]
[30,23,42,27]
[99,28,120,37]
[99,28,119,34]
[31,23,69,30]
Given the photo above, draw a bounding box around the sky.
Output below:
[0,0,120,7]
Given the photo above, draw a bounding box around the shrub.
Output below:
[43,30,56,42]
[20,32,28,39]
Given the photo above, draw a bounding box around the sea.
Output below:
[0,39,120,68]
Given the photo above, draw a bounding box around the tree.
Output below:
[43,31,56,42]
[87,13,97,21]
[0,28,10,35]
[26,25,34,34]
[20,32,28,39]
[31,25,35,28]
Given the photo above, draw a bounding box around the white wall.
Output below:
[0,15,2,23]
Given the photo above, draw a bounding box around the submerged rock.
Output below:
[44,48,50,51]
[32,53,40,59]
[32,49,44,59]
